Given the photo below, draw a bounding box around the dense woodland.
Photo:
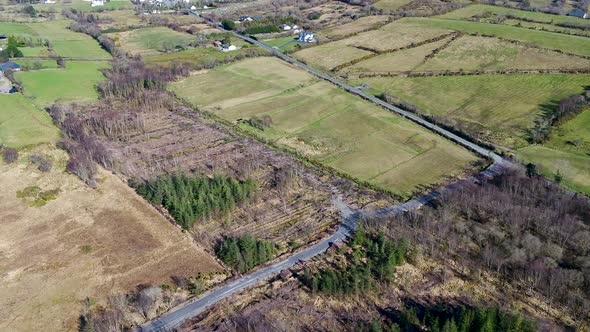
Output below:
[132,174,256,229]
[363,169,590,326]
[300,229,407,295]
[216,235,277,273]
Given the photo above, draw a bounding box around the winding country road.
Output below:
[140,16,510,331]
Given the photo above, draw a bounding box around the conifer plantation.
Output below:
[216,235,277,273]
[301,227,408,295]
[131,174,256,229]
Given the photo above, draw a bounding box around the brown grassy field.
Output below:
[318,15,390,40]
[0,147,221,332]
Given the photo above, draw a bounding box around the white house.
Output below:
[280,24,292,30]
[44,0,56,4]
[91,0,104,7]
[190,5,196,9]
[221,44,238,52]
[297,31,315,43]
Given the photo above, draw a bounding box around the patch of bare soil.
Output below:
[0,147,222,332]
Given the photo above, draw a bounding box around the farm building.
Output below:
[91,0,104,7]
[221,44,238,52]
[568,9,588,18]
[0,61,21,72]
[239,16,253,22]
[297,31,315,43]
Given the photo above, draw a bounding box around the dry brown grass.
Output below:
[0,146,222,332]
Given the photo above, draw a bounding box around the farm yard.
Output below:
[172,57,478,199]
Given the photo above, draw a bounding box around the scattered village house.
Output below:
[91,0,104,7]
[297,31,315,43]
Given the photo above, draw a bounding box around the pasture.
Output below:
[17,61,108,107]
[401,17,590,57]
[144,47,244,67]
[354,74,590,148]
[343,36,451,73]
[109,27,196,55]
[373,0,413,10]
[0,94,59,148]
[294,41,373,71]
[172,57,477,198]
[412,35,590,71]
[27,20,111,58]
[318,15,390,39]
[518,109,590,195]
[439,4,588,26]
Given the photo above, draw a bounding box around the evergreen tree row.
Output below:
[131,173,256,229]
[390,305,536,332]
[216,235,277,274]
[301,227,408,295]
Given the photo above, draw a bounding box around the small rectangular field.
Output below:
[16,61,108,107]
[353,74,590,148]
[293,20,452,70]
[401,17,590,57]
[109,27,197,55]
[318,15,390,39]
[0,94,60,148]
[172,57,478,198]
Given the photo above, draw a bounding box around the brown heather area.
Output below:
[0,147,221,332]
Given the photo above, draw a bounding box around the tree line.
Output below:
[300,228,407,295]
[216,235,277,273]
[361,304,536,332]
[131,173,256,229]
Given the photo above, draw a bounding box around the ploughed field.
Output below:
[171,57,478,199]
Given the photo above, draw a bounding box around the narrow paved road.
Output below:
[140,16,510,331]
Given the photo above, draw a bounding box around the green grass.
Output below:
[262,36,300,52]
[111,27,196,55]
[172,57,477,198]
[354,74,590,148]
[439,4,588,26]
[16,61,108,107]
[144,45,254,67]
[0,94,59,148]
[518,145,590,195]
[373,0,413,10]
[520,109,590,195]
[0,22,37,36]
[20,46,48,57]
[402,17,590,57]
[27,20,111,59]
[412,35,590,71]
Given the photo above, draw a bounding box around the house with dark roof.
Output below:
[0,61,21,72]
[568,9,588,18]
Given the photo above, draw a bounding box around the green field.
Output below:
[0,94,60,148]
[401,17,590,57]
[17,61,108,106]
[343,36,451,73]
[29,21,111,59]
[0,22,37,35]
[262,36,301,52]
[373,0,413,10]
[518,109,590,194]
[439,4,588,26]
[110,27,197,55]
[172,57,478,198]
[411,35,590,71]
[353,74,590,148]
[144,47,245,67]
[318,16,390,40]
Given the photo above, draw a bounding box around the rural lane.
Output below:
[140,16,510,331]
